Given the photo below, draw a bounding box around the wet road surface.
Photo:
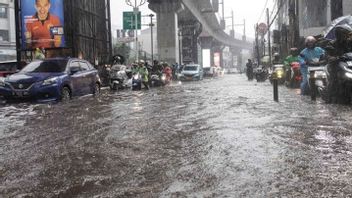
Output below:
[1,74,352,197]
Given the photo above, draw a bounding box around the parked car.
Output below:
[0,58,101,102]
[0,60,27,77]
[179,64,204,81]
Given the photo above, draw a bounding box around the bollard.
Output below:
[273,78,279,102]
[310,71,316,101]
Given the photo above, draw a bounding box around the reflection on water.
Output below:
[1,75,352,197]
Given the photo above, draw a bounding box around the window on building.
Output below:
[0,30,9,41]
[331,0,343,21]
[0,4,7,18]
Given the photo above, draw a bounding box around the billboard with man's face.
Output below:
[21,0,65,50]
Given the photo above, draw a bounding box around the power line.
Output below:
[269,0,284,28]
[257,0,269,23]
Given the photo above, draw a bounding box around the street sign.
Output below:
[258,23,268,35]
[123,11,141,30]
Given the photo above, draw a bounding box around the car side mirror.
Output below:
[70,67,80,75]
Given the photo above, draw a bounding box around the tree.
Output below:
[113,43,131,63]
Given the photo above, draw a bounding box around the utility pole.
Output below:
[231,10,234,68]
[243,19,246,41]
[222,0,225,20]
[266,8,272,67]
[255,24,261,65]
[126,0,146,62]
[14,0,21,63]
[149,14,154,63]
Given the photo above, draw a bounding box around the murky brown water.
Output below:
[1,75,352,197]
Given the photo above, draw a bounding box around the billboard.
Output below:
[21,0,65,50]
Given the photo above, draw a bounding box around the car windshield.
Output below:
[20,60,68,73]
[184,66,198,71]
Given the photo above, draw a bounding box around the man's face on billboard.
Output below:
[35,0,51,21]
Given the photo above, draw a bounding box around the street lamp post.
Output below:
[149,14,154,63]
[125,0,147,62]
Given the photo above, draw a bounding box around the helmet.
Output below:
[305,36,316,48]
[290,48,299,56]
[305,36,316,45]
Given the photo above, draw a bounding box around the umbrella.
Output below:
[324,15,352,39]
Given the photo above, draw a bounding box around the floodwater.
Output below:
[1,75,352,197]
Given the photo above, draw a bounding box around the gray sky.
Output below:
[110,0,275,39]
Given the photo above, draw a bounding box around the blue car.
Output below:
[0,58,101,102]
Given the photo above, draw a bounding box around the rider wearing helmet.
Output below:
[299,36,326,95]
[284,48,300,82]
[273,53,281,64]
[324,25,352,102]
[326,24,352,59]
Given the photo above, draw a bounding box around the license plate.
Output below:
[347,61,352,66]
[14,91,29,97]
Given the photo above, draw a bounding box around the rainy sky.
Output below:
[110,0,275,39]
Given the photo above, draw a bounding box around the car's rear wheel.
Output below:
[93,83,101,96]
[61,87,71,102]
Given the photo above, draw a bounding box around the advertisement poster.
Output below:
[21,0,65,50]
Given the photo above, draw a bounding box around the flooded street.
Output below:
[1,74,352,197]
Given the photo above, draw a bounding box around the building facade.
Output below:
[0,0,16,61]
[275,0,352,57]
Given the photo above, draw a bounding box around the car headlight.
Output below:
[161,75,166,81]
[42,77,59,86]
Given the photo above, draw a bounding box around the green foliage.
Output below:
[113,43,131,62]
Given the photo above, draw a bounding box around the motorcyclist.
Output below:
[139,62,149,90]
[324,25,352,101]
[246,59,253,80]
[34,48,45,60]
[272,53,281,65]
[162,62,173,82]
[284,48,300,82]
[299,36,327,95]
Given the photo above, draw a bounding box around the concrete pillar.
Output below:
[149,1,182,64]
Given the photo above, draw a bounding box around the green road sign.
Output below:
[123,11,141,30]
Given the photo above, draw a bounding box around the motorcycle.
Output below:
[285,62,302,88]
[108,65,130,90]
[308,65,328,98]
[132,73,142,91]
[150,73,167,87]
[322,52,352,104]
[269,64,285,84]
[254,66,269,82]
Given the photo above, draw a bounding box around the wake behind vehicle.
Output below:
[322,52,352,103]
[0,58,101,102]
[179,64,204,81]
